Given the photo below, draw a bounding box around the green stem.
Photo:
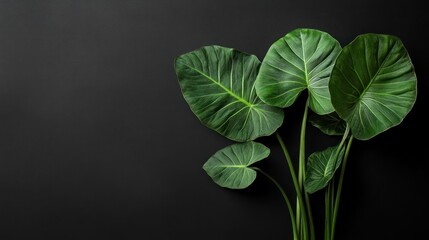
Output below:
[298,99,314,240]
[330,177,335,220]
[297,100,307,228]
[305,193,314,240]
[335,125,351,159]
[253,167,298,240]
[324,183,332,240]
[323,125,350,240]
[298,99,308,186]
[331,135,354,240]
[275,132,308,240]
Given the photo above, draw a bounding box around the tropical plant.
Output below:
[174,28,417,240]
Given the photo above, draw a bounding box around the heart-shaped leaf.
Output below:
[330,34,417,140]
[175,46,284,142]
[256,28,342,114]
[305,145,345,194]
[309,112,346,136]
[203,141,270,189]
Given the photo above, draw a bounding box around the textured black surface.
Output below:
[0,1,427,239]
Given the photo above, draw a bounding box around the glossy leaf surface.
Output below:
[330,34,417,140]
[309,112,346,136]
[305,145,345,194]
[175,46,284,142]
[203,142,270,189]
[256,28,341,114]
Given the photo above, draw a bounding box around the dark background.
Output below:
[0,0,427,239]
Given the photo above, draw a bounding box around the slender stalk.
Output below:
[298,99,315,240]
[324,183,332,240]
[331,136,354,240]
[330,177,335,219]
[304,193,314,240]
[335,125,351,158]
[297,100,307,228]
[253,167,298,240]
[322,126,350,240]
[275,132,308,240]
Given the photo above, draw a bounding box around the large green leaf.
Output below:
[203,141,270,189]
[255,28,342,114]
[330,34,417,140]
[309,112,346,136]
[175,46,284,142]
[305,145,345,194]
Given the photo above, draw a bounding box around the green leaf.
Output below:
[305,145,345,194]
[175,46,284,142]
[203,141,270,189]
[330,34,417,140]
[309,112,346,136]
[255,28,342,114]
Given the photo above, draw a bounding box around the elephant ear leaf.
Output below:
[203,141,270,189]
[305,144,345,194]
[255,28,342,115]
[329,34,417,140]
[309,112,346,136]
[174,45,284,142]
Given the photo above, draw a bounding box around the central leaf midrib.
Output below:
[184,64,253,107]
[218,165,248,168]
[358,40,396,100]
[300,32,310,86]
[323,155,334,177]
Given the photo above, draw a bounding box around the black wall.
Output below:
[0,1,427,239]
